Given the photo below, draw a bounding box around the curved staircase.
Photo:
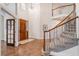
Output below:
[43,4,79,56]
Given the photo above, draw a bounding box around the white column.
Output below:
[15,4,19,47]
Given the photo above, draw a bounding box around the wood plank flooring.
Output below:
[1,39,43,56]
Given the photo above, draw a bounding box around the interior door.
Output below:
[20,19,28,41]
[6,19,15,46]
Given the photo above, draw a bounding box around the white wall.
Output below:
[3,3,16,15]
[0,9,5,41]
[53,3,73,16]
[18,3,29,20]
[76,4,79,44]
[28,4,41,39]
[0,15,4,41]
[40,3,51,39]
[1,9,14,41]
[0,3,19,47]
[28,3,53,39]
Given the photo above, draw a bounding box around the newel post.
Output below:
[43,31,46,51]
[43,24,48,52]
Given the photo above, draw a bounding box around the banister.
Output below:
[43,31,46,51]
[45,16,78,32]
[47,10,75,32]
[43,3,76,53]
[52,3,75,11]
[46,4,76,32]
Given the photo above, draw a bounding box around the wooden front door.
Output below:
[20,19,28,41]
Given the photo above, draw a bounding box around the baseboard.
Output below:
[29,37,43,40]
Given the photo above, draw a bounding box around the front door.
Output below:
[20,19,28,41]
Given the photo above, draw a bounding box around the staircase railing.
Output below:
[43,4,78,55]
[52,3,76,16]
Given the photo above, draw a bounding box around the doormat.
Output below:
[19,39,35,45]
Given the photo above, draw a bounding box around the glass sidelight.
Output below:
[6,19,15,46]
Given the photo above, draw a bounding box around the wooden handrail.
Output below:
[48,10,75,32]
[52,3,74,11]
[45,16,78,32]
[46,4,76,32]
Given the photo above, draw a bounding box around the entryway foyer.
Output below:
[0,3,79,56]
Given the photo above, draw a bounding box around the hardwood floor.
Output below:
[1,39,43,56]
